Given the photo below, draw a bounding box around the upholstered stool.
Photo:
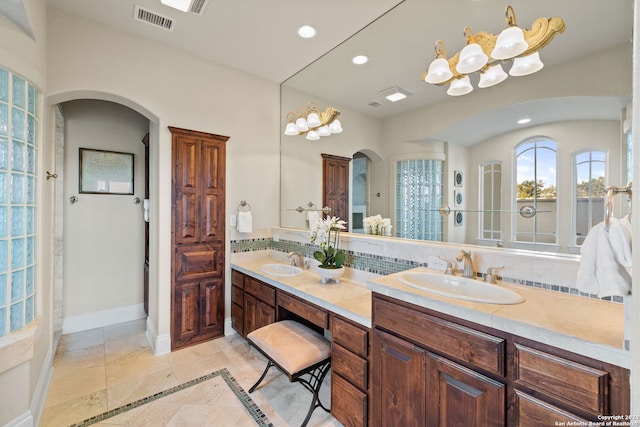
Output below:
[247,320,331,427]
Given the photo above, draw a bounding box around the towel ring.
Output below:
[238,200,252,212]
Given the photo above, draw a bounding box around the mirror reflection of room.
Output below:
[280,0,633,254]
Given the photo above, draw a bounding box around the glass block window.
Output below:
[395,159,443,241]
[479,161,502,241]
[573,151,605,246]
[0,68,38,337]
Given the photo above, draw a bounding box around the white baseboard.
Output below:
[145,317,170,356]
[31,348,54,427]
[224,317,236,336]
[5,411,33,427]
[62,304,145,335]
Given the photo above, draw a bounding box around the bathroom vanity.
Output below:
[230,254,630,427]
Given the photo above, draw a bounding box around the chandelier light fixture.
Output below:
[421,5,565,96]
[283,102,343,141]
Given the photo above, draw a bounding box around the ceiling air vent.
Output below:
[134,5,175,31]
[367,101,384,108]
[188,0,211,15]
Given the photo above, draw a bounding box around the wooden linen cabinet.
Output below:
[170,127,229,350]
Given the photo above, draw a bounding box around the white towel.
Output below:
[608,215,632,274]
[237,210,252,233]
[577,217,632,298]
[307,210,320,230]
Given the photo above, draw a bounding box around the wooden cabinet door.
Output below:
[170,127,228,350]
[426,352,505,427]
[244,293,275,336]
[322,153,350,222]
[372,329,427,427]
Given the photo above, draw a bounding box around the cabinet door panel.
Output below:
[372,329,427,427]
[332,373,367,427]
[201,280,223,337]
[427,352,505,427]
[174,281,200,342]
[173,136,200,245]
[514,390,588,425]
[244,293,275,336]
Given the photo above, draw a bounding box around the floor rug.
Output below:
[68,368,273,427]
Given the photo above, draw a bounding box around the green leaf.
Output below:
[334,251,345,267]
[313,251,325,263]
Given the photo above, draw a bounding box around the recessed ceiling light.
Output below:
[517,118,531,124]
[352,55,369,65]
[379,86,412,102]
[160,0,191,12]
[297,25,317,39]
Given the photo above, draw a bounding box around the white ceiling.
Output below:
[7,0,634,129]
[46,0,404,83]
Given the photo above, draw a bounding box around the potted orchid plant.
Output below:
[310,216,347,269]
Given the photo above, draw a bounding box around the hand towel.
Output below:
[576,220,601,295]
[307,210,321,230]
[237,210,253,233]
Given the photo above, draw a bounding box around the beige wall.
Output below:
[61,100,148,318]
[46,9,281,354]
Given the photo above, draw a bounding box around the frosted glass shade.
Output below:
[295,117,309,132]
[456,43,488,74]
[447,75,473,96]
[329,119,343,133]
[284,122,299,136]
[317,125,331,136]
[306,112,321,128]
[305,130,320,140]
[509,52,544,76]
[478,64,508,88]
[425,58,453,84]
[491,26,528,60]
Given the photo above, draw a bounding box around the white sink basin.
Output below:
[397,271,524,305]
[260,263,303,277]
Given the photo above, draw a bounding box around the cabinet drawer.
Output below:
[231,269,244,288]
[245,277,275,306]
[333,343,368,391]
[514,344,608,415]
[332,372,368,427]
[331,314,369,358]
[231,285,243,307]
[514,390,589,425]
[374,296,505,376]
[277,291,328,329]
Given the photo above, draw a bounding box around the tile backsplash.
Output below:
[230,228,623,303]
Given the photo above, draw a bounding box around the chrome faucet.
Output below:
[438,256,457,275]
[287,251,305,268]
[456,250,475,279]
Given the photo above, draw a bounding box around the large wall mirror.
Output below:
[280,0,633,254]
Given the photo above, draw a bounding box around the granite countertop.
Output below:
[230,252,630,369]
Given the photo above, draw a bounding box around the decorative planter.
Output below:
[314,265,345,284]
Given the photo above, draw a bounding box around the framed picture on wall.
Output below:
[79,148,134,194]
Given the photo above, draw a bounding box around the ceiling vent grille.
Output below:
[188,0,211,15]
[367,101,384,108]
[134,5,175,31]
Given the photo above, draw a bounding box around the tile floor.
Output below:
[40,319,340,427]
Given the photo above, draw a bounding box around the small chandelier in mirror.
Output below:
[284,102,343,141]
[421,5,565,96]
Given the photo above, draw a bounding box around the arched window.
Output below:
[514,137,557,245]
[0,68,39,337]
[395,157,443,241]
[479,161,502,242]
[573,151,606,245]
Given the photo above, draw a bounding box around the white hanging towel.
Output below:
[307,210,321,230]
[237,210,253,233]
[577,217,632,298]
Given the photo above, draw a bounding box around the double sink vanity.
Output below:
[230,252,629,426]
